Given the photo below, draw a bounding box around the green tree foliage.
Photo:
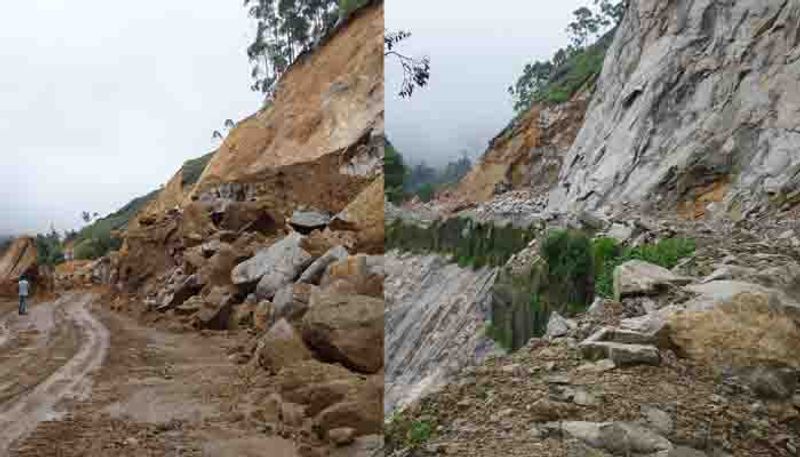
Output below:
[416,183,435,202]
[508,0,627,113]
[385,141,472,204]
[244,0,340,96]
[384,139,407,204]
[35,228,65,267]
[540,229,594,312]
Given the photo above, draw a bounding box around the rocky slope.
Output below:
[457,91,589,205]
[549,0,800,219]
[385,252,498,414]
[65,2,385,455]
[387,1,800,454]
[388,216,800,457]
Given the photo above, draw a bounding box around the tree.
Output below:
[567,7,600,48]
[384,139,407,203]
[244,0,339,97]
[508,60,554,114]
[508,0,627,114]
[385,30,430,98]
[35,227,65,266]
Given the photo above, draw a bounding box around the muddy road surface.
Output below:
[0,293,301,456]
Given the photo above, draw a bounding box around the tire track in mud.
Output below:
[0,293,109,452]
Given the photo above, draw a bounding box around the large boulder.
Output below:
[314,374,383,437]
[289,209,331,233]
[320,255,384,298]
[255,318,313,374]
[277,360,364,417]
[328,178,384,254]
[196,243,238,289]
[157,274,204,312]
[273,282,317,322]
[230,232,313,299]
[194,286,236,330]
[613,260,691,300]
[299,245,350,284]
[301,293,383,374]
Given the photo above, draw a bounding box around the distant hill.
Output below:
[70,152,215,259]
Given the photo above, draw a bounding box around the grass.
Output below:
[385,413,437,451]
[487,231,696,351]
[592,237,696,298]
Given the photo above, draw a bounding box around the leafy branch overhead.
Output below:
[243,0,342,97]
[385,30,430,98]
[508,0,627,113]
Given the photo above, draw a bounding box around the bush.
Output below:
[385,413,437,451]
[540,229,594,310]
[416,183,435,202]
[35,232,65,266]
[592,237,696,298]
[73,228,122,260]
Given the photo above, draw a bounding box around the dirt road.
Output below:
[0,293,302,456]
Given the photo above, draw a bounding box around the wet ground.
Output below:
[0,294,301,456]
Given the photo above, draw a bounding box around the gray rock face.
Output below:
[548,0,800,217]
[230,232,313,300]
[614,260,692,300]
[545,311,573,338]
[298,245,349,284]
[580,327,661,366]
[289,209,331,231]
[384,252,499,415]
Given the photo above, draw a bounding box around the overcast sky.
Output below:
[0,0,261,236]
[386,0,589,167]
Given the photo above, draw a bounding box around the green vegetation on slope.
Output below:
[181,151,215,187]
[508,1,624,113]
[385,217,536,269]
[592,236,696,298]
[383,139,472,204]
[386,411,437,451]
[71,152,215,261]
[384,139,407,204]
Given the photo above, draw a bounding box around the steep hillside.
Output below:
[190,1,383,217]
[387,1,800,455]
[0,237,37,296]
[385,252,498,413]
[457,92,590,204]
[549,0,800,219]
[81,3,387,455]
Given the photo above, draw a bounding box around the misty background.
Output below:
[0,0,261,236]
[385,0,589,167]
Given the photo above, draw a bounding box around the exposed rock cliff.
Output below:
[549,0,800,219]
[191,1,383,217]
[457,92,589,204]
[385,251,498,414]
[116,1,383,293]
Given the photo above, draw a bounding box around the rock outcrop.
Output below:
[89,2,386,455]
[549,0,800,219]
[457,91,590,205]
[385,251,499,414]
